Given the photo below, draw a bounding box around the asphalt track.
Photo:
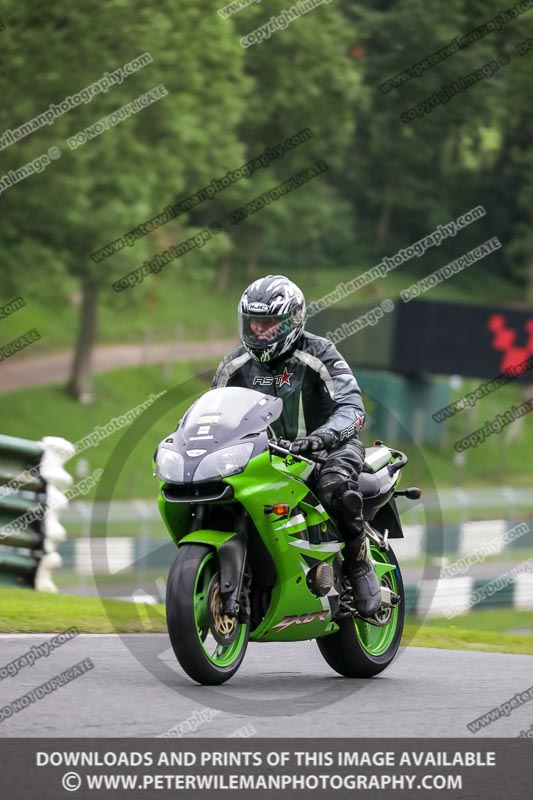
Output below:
[0,634,531,738]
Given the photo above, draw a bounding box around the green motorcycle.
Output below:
[155,386,420,685]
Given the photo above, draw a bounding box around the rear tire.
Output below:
[166,544,249,685]
[317,544,404,678]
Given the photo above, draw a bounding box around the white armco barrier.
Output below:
[34,436,75,593]
[514,574,533,610]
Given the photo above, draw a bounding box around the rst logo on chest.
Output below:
[253,367,293,387]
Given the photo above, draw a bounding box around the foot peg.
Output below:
[344,554,382,618]
[336,581,401,625]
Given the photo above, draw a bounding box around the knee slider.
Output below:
[332,479,362,516]
[333,478,360,501]
[315,467,347,507]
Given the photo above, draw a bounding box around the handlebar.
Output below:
[270,441,408,472]
[268,440,328,465]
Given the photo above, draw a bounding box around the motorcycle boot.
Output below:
[332,481,382,617]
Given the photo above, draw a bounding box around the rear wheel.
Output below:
[166,544,249,685]
[317,543,404,678]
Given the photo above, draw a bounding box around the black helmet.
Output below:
[238,275,306,363]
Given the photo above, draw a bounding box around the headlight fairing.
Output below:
[155,449,185,482]
[194,443,254,482]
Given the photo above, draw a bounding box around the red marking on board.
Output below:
[488,314,533,372]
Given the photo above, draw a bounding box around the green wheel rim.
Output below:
[193,551,247,667]
[353,546,399,656]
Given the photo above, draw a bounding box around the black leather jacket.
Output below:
[211,331,365,444]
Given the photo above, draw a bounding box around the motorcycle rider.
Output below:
[211,274,382,617]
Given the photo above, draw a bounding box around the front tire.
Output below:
[166,544,249,685]
[317,544,404,678]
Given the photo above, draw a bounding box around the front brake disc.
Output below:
[206,573,239,646]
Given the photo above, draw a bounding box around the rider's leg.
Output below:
[315,439,381,617]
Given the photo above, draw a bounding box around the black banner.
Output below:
[393,300,533,380]
[0,738,530,799]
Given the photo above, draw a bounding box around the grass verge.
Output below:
[1,587,532,654]
[403,624,533,655]
[0,586,166,634]
[404,608,533,655]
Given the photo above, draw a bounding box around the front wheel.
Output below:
[166,544,249,685]
[317,543,404,678]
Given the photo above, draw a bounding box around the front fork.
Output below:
[187,503,249,618]
[218,507,248,618]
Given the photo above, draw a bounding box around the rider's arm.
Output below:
[211,357,228,389]
[211,348,251,389]
[312,342,365,444]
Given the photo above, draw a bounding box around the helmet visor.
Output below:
[238,311,301,352]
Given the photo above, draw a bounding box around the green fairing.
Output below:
[180,529,237,547]
[159,448,397,644]
[157,489,191,546]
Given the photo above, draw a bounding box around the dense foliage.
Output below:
[0,0,531,394]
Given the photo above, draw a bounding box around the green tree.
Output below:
[0,0,248,399]
[213,0,362,276]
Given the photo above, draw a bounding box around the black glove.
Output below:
[274,437,293,451]
[290,429,338,455]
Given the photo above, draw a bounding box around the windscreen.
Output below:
[180,387,280,440]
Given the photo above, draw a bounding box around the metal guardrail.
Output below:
[58,519,533,573]
[54,498,533,616]
[61,487,533,528]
